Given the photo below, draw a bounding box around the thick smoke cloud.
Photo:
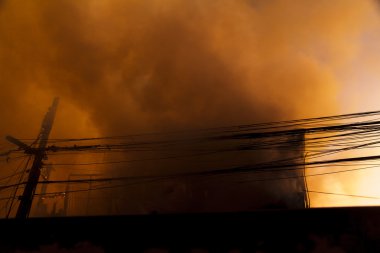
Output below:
[2,0,376,134]
[1,0,380,212]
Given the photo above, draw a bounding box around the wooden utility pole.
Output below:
[11,98,59,218]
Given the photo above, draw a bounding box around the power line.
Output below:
[6,155,32,218]
[306,190,380,200]
[12,110,380,143]
[0,171,25,182]
[3,109,380,216]
[3,162,378,191]
[33,180,380,202]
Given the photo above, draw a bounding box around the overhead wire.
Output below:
[5,155,32,218]
[14,109,380,143]
[3,110,380,211]
[306,190,380,200]
[32,164,380,199]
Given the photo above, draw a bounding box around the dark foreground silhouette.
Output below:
[2,207,380,253]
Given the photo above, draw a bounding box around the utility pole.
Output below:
[7,98,59,218]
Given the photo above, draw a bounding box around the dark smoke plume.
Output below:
[1,0,380,213]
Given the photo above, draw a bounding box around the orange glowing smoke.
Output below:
[1,0,380,210]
